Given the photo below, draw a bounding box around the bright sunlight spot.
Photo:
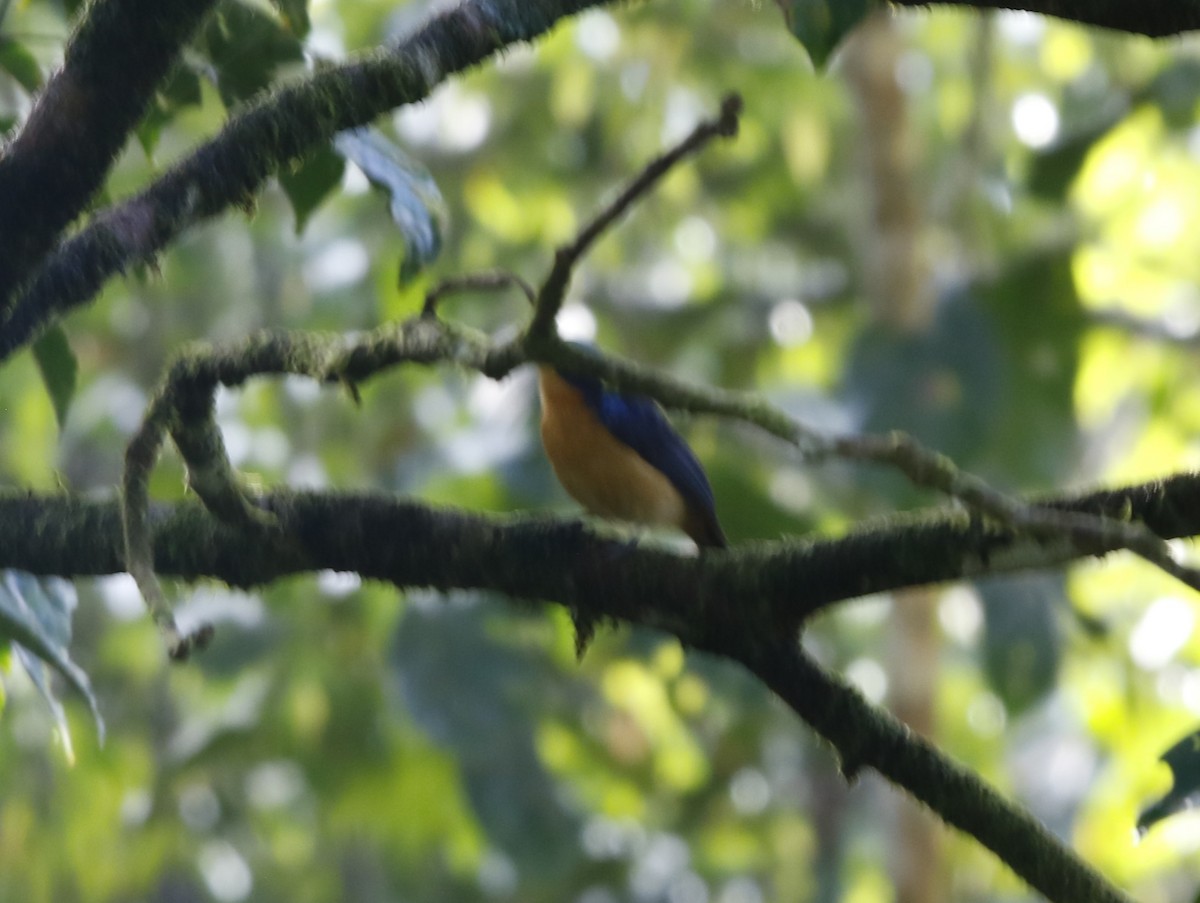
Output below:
[769,299,814,347]
[1129,596,1195,670]
[1011,92,1060,148]
[198,841,254,903]
[576,10,621,61]
[557,302,598,341]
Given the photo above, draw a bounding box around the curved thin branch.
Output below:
[422,271,537,318]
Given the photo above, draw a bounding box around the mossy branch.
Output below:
[13,477,1200,626]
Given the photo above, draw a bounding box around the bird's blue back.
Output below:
[556,368,718,518]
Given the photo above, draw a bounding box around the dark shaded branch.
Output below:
[0,0,613,362]
[889,0,1200,37]
[732,640,1133,903]
[8,473,1200,633]
[5,0,1200,362]
[0,0,218,310]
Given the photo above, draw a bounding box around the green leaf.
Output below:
[0,572,105,752]
[334,129,447,284]
[978,574,1062,715]
[776,0,871,68]
[0,36,42,92]
[1141,58,1200,130]
[32,325,78,431]
[278,143,345,234]
[269,0,310,37]
[1138,729,1200,836]
[391,607,580,873]
[57,0,87,17]
[202,0,303,108]
[843,292,1002,484]
[138,64,204,155]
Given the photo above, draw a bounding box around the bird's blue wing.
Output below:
[563,373,716,514]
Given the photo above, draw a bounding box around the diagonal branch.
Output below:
[733,639,1134,903]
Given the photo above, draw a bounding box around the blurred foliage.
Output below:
[3,0,1200,901]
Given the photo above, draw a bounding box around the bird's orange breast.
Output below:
[538,367,690,531]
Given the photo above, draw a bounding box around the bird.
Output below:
[537,352,727,550]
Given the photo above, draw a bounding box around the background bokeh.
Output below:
[3,0,1200,900]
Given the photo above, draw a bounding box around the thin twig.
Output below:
[832,431,1200,593]
[528,92,743,337]
[422,270,536,318]
[122,392,215,661]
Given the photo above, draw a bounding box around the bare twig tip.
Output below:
[167,622,216,663]
[423,271,537,318]
[718,93,743,136]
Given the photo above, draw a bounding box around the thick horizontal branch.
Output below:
[6,472,1200,635]
[890,0,1200,37]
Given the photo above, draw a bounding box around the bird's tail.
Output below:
[685,508,727,549]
